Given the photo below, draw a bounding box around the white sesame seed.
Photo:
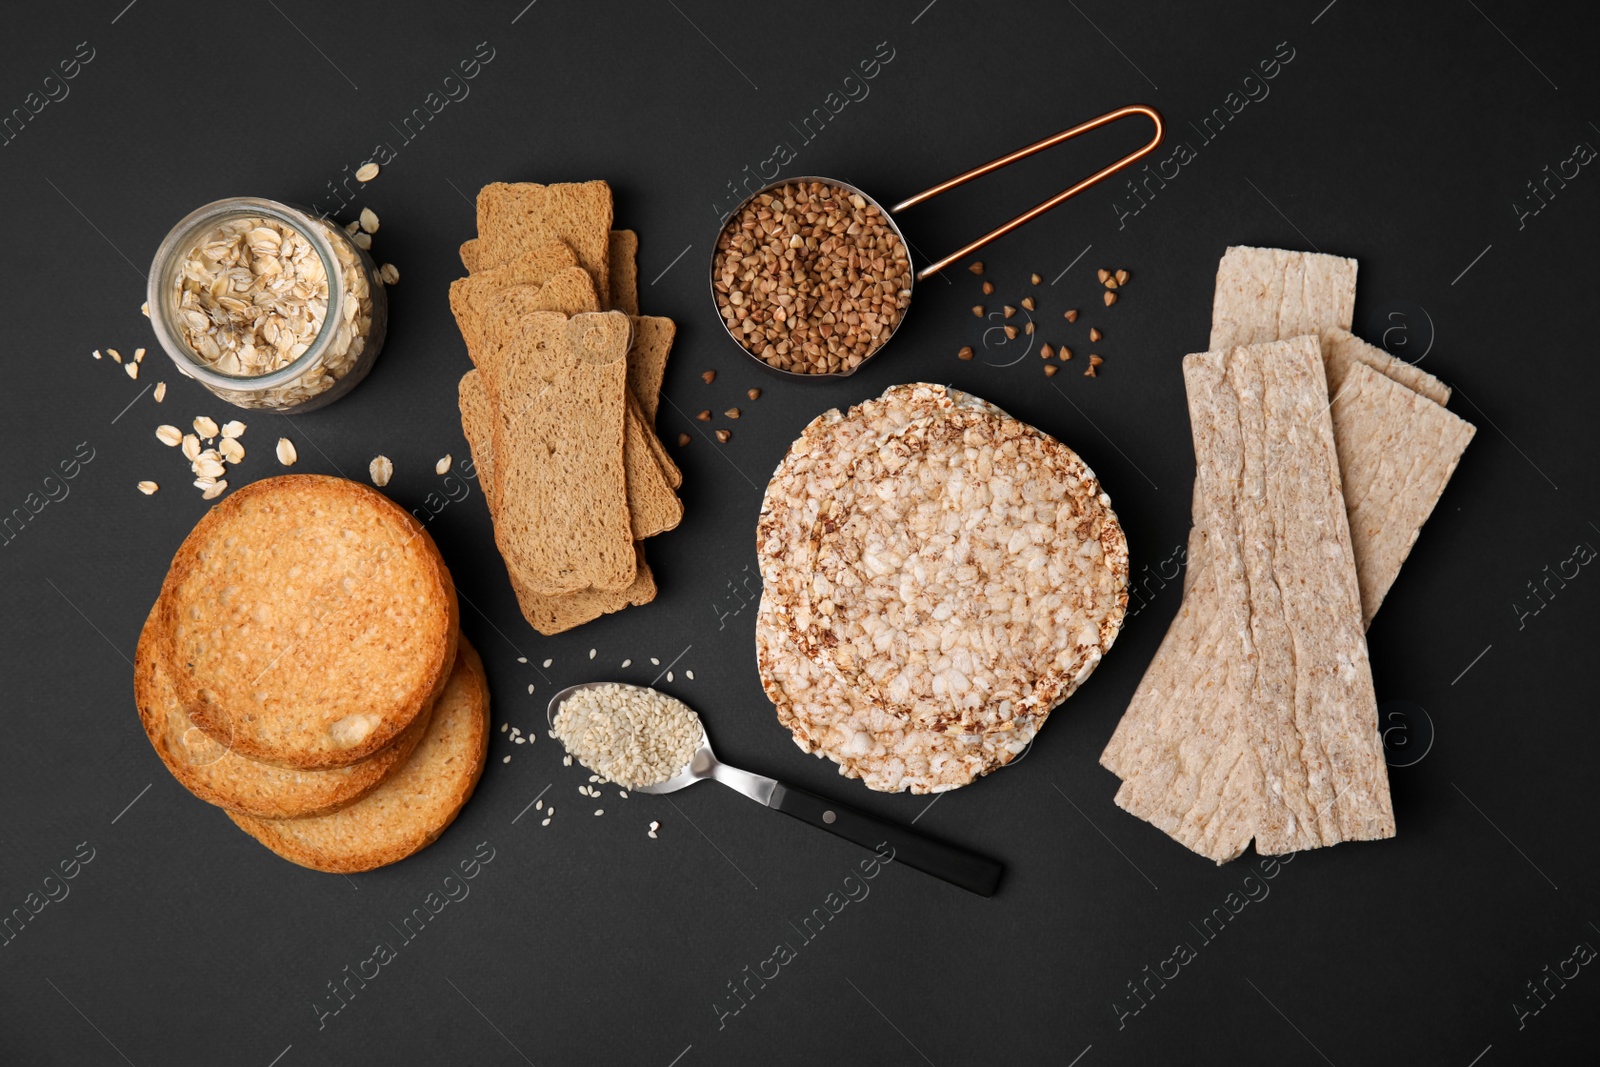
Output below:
[588,775,600,783]
[687,670,695,680]
[500,723,508,733]
[648,831,658,839]
[515,736,525,744]
[92,349,102,360]
[550,682,702,789]
[527,684,535,695]
[650,658,660,665]
[619,791,629,799]
[621,659,632,668]
[541,818,551,827]
[543,659,553,668]
[535,799,543,810]
[594,809,604,816]
[517,657,527,664]
[502,755,512,763]
[650,821,660,831]
[435,453,452,475]
[667,671,674,682]
[546,807,554,816]
[563,755,572,766]
[589,648,597,660]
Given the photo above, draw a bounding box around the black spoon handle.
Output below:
[767,781,1003,897]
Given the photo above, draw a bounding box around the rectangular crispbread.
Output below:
[1322,327,1451,407]
[1105,337,1393,862]
[1209,246,1357,352]
[449,242,580,360]
[476,181,613,307]
[459,238,483,274]
[628,315,676,428]
[609,229,639,315]
[1331,362,1476,626]
[458,370,657,632]
[480,310,636,595]
[460,275,682,534]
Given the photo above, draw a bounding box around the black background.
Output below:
[2,2,1597,1064]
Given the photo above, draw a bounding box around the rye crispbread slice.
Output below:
[476,287,681,539]
[458,370,657,633]
[459,238,482,274]
[448,241,581,361]
[481,310,636,594]
[1321,326,1450,407]
[1105,337,1393,862]
[610,229,639,315]
[1208,246,1357,352]
[1331,362,1476,626]
[476,181,613,307]
[134,607,429,818]
[628,315,676,428]
[156,475,458,769]
[226,638,490,873]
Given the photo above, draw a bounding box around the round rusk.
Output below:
[133,607,431,819]
[226,637,490,873]
[156,475,459,769]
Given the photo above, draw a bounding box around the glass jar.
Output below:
[146,196,387,412]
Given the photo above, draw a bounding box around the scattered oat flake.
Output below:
[154,382,167,403]
[355,162,380,182]
[181,434,201,461]
[140,302,149,318]
[219,439,245,464]
[108,349,122,363]
[221,420,245,438]
[435,453,452,475]
[201,479,227,500]
[380,263,399,285]
[137,481,158,496]
[369,455,393,486]
[275,437,298,466]
[352,231,372,251]
[359,207,379,234]
[156,425,183,447]
[134,348,146,363]
[125,362,138,379]
[193,416,218,439]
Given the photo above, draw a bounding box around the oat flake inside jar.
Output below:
[147,197,387,412]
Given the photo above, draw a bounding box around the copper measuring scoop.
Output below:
[709,104,1164,379]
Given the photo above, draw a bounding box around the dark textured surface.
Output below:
[2,2,1597,1064]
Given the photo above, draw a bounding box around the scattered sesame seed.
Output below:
[588,775,600,783]
[543,659,553,668]
[686,670,695,680]
[589,648,597,659]
[648,831,658,839]
[562,755,572,766]
[619,790,629,798]
[515,736,526,745]
[517,656,527,664]
[536,799,543,810]
[541,818,551,827]
[621,659,632,668]
[650,658,660,665]
[650,821,660,831]
[667,671,674,682]
[594,809,604,816]
[527,684,535,695]
[502,755,512,764]
[92,349,102,360]
[500,723,508,733]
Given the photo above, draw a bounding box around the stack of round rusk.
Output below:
[755,384,1130,794]
[134,475,490,873]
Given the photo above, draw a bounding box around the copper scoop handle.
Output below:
[891,104,1164,281]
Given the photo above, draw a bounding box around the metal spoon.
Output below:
[547,683,1003,897]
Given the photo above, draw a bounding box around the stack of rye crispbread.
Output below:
[135,475,491,874]
[1101,247,1476,864]
[451,181,682,635]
